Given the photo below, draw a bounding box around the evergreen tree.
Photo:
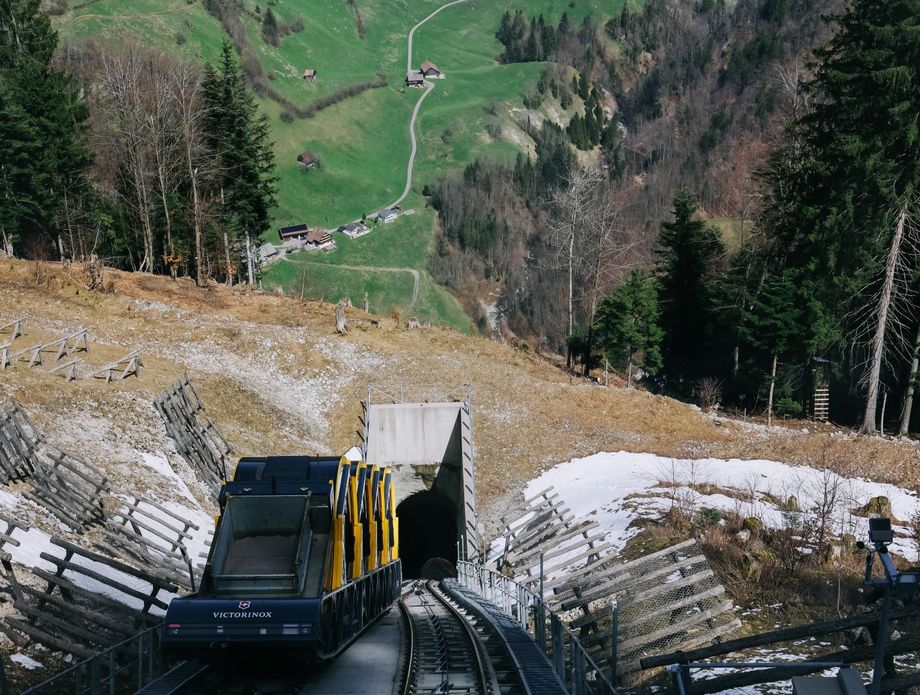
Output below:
[261,8,279,45]
[739,273,801,421]
[202,40,277,282]
[0,0,92,258]
[657,189,724,392]
[761,0,920,430]
[594,269,663,384]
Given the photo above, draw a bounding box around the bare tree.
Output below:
[859,202,916,434]
[97,50,158,273]
[150,62,184,278]
[898,321,920,435]
[169,61,211,286]
[549,167,635,371]
[549,167,601,344]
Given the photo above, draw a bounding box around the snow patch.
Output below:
[11,653,44,670]
[524,451,920,558]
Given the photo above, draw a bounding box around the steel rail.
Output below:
[425,580,497,695]
[398,585,418,695]
[399,580,496,695]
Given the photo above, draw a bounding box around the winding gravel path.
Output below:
[389,0,471,209]
[282,0,469,315]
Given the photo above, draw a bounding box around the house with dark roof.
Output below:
[279,223,310,241]
[338,222,370,239]
[405,70,425,88]
[297,151,319,169]
[420,60,442,78]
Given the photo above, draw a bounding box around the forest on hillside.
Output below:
[428,0,920,433]
[0,1,276,285]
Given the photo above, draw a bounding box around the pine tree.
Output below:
[739,274,800,424]
[594,269,663,385]
[657,189,724,392]
[202,40,277,283]
[261,8,279,45]
[0,93,39,255]
[0,0,93,259]
[760,0,920,432]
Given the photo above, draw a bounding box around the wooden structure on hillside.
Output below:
[97,496,200,590]
[90,350,142,382]
[0,399,41,483]
[495,489,739,683]
[0,528,176,658]
[24,448,110,532]
[155,377,232,490]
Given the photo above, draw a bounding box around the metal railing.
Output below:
[22,625,164,695]
[457,561,617,695]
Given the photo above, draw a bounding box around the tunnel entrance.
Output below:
[396,490,458,579]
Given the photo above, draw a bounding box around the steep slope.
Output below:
[2,258,918,531]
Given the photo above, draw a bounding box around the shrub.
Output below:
[175,32,187,45]
[774,397,802,418]
[698,507,723,526]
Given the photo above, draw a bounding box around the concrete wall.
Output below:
[364,401,479,560]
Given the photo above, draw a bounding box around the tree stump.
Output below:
[335,301,348,334]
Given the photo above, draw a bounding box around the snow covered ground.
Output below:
[521,451,920,559]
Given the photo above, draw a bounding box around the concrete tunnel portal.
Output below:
[396,490,458,578]
[363,395,479,579]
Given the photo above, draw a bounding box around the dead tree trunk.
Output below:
[898,320,920,435]
[767,352,777,427]
[861,206,908,435]
[335,302,348,334]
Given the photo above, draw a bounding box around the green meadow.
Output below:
[54,0,623,327]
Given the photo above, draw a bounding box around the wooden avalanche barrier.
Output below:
[24,448,110,533]
[96,496,200,590]
[154,377,232,489]
[0,399,41,483]
[495,491,740,684]
[2,536,177,658]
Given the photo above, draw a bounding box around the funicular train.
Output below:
[161,454,402,658]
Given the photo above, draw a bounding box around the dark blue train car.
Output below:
[161,455,401,658]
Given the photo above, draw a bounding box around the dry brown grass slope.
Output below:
[1,259,918,534]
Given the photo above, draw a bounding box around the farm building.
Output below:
[339,222,370,239]
[297,151,320,169]
[378,208,398,224]
[303,69,317,81]
[304,228,335,251]
[279,223,310,241]
[420,60,442,78]
[405,70,425,88]
[258,242,278,262]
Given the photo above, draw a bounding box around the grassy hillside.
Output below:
[52,0,623,324]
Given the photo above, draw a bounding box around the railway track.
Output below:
[399,580,524,695]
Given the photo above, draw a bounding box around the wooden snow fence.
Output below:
[90,350,142,382]
[24,448,110,533]
[550,539,740,683]
[6,328,88,369]
[0,510,25,605]
[3,537,177,658]
[0,399,41,483]
[96,496,200,590]
[496,486,578,570]
[0,318,23,342]
[154,377,232,490]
